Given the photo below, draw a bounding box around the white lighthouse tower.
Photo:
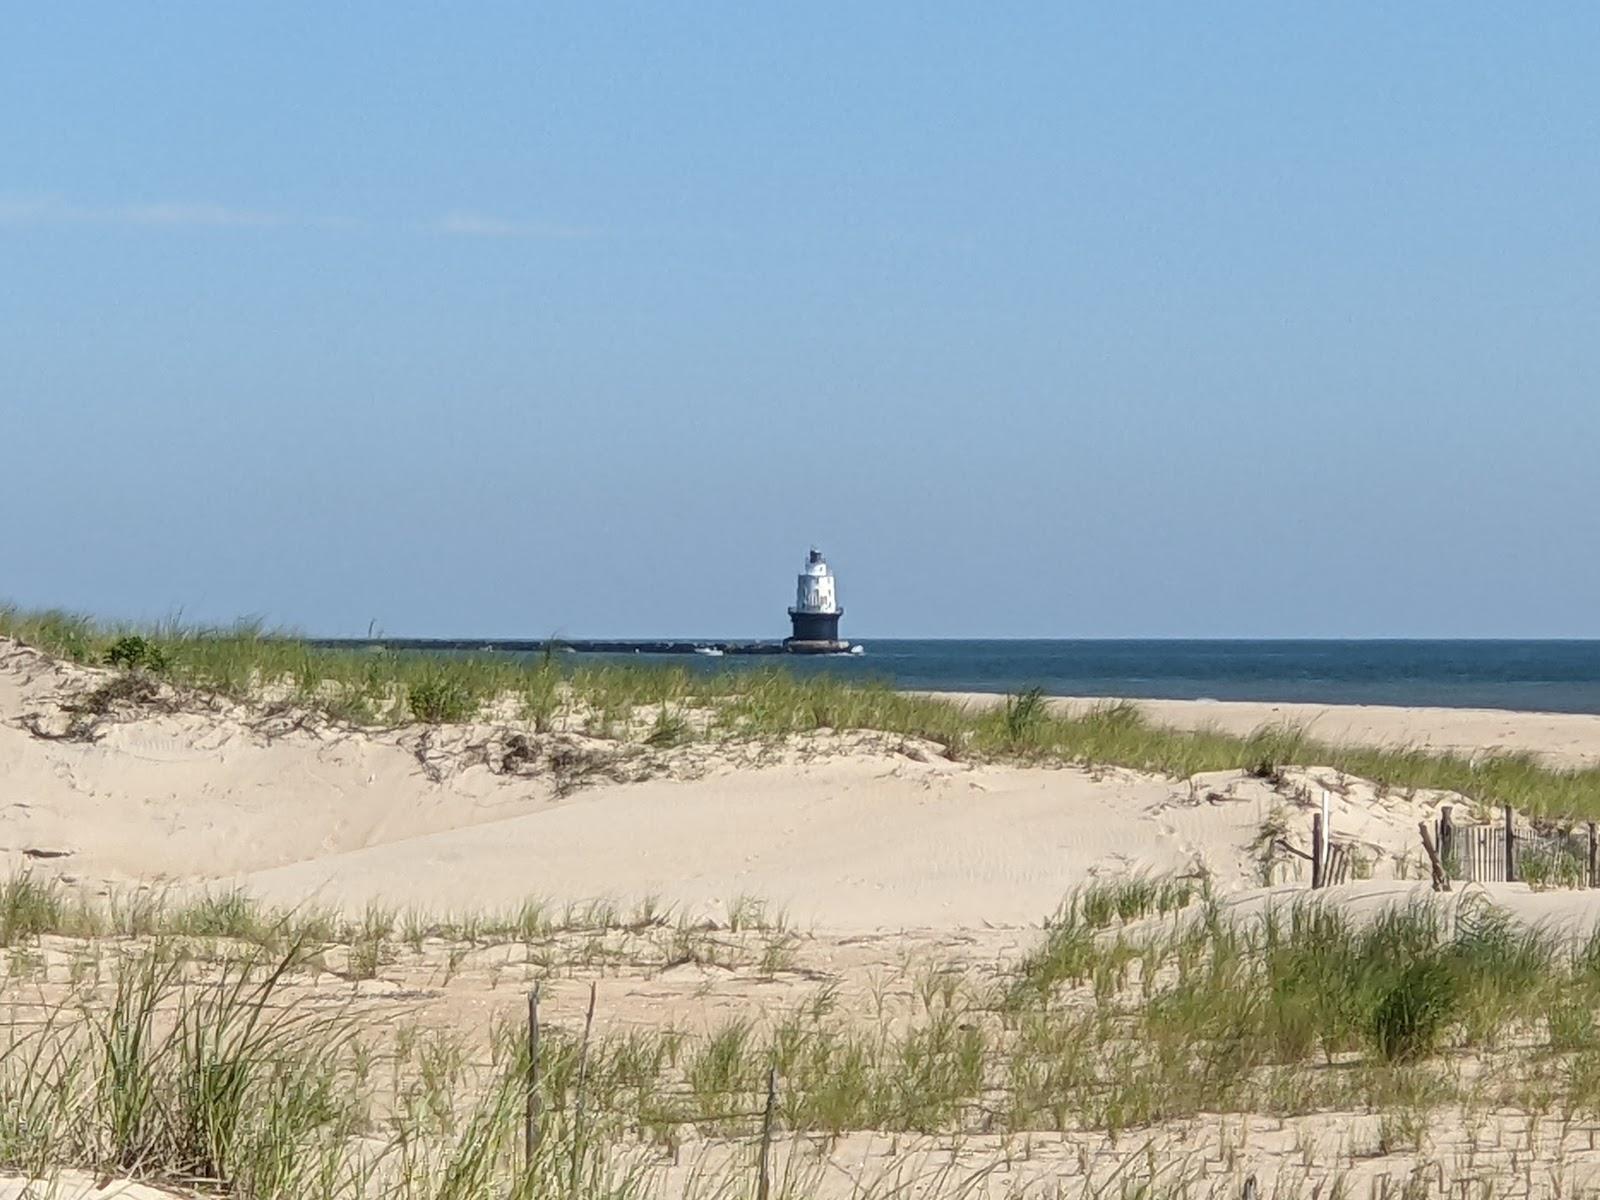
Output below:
[785,547,848,652]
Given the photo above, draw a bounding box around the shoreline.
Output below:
[936,691,1600,770]
[311,636,1600,716]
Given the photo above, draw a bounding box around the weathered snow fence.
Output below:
[1435,806,1600,887]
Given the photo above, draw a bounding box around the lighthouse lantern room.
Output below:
[785,548,847,652]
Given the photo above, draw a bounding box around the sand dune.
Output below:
[0,635,1551,924]
[238,760,1202,926]
[12,636,1600,1197]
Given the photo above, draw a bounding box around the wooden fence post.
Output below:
[1505,803,1517,883]
[569,982,597,1200]
[525,984,541,1166]
[1438,806,1454,879]
[1419,822,1452,893]
[1311,812,1325,890]
[1589,822,1597,889]
[757,1067,778,1200]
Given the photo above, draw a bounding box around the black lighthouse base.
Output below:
[786,609,848,653]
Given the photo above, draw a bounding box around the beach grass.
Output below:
[0,942,660,1200]
[12,609,1600,1192]
[7,882,1600,1195]
[7,606,1600,819]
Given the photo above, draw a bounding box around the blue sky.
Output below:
[4,5,1598,638]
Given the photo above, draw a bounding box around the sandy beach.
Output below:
[9,635,1599,924]
[942,691,1600,770]
[9,634,1600,1196]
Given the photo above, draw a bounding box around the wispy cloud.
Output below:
[0,196,290,229]
[116,202,285,228]
[0,196,592,239]
[436,211,595,240]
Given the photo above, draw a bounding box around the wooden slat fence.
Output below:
[1437,806,1599,887]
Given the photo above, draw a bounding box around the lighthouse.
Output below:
[785,548,848,652]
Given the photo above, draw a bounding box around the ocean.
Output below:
[551,640,1600,715]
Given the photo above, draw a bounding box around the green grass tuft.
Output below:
[406,669,484,724]
[0,872,66,946]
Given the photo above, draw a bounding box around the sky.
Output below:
[4,5,1598,639]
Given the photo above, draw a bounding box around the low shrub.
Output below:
[105,634,170,673]
[407,673,480,724]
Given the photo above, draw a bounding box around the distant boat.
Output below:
[695,646,724,657]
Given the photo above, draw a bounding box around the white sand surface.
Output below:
[237,760,1200,926]
[6,636,1596,926]
[0,1174,173,1200]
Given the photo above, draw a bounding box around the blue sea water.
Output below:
[559,640,1600,715]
